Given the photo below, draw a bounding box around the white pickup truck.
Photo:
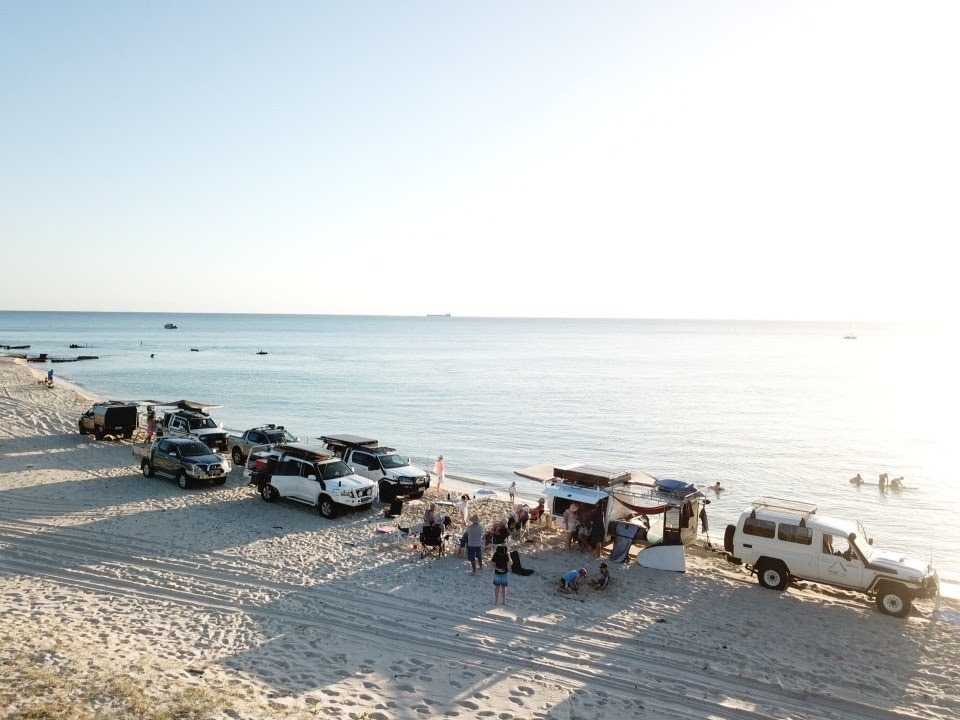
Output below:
[245,443,376,518]
[725,497,939,617]
[320,434,430,502]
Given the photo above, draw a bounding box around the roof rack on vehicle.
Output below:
[751,497,818,516]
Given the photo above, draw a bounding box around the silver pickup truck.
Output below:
[227,424,298,465]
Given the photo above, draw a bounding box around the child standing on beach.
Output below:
[492,545,509,605]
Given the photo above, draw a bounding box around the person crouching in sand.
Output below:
[559,568,587,593]
[492,545,509,605]
[590,562,610,590]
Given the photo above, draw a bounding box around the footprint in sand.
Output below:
[498,713,515,720]
[321,688,340,697]
[412,705,430,715]
[514,685,535,696]
[508,696,525,706]
[477,713,495,718]
[396,684,416,693]
[363,681,380,690]
[367,713,390,720]
[459,700,480,710]
[473,692,490,700]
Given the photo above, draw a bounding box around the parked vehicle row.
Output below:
[88,402,937,618]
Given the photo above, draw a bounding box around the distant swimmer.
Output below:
[710,481,724,493]
[849,473,864,486]
[879,473,889,491]
[891,476,904,491]
[150,353,155,358]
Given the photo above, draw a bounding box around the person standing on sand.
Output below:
[46,369,54,386]
[146,406,156,443]
[492,545,509,605]
[434,455,446,491]
[466,515,484,574]
[508,480,517,505]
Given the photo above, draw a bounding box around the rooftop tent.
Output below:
[555,464,631,487]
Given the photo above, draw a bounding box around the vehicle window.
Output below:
[174,418,187,431]
[250,432,266,444]
[300,463,317,479]
[266,430,294,443]
[321,461,353,480]
[821,533,855,560]
[277,459,301,475]
[777,523,812,545]
[180,442,212,457]
[157,440,170,453]
[352,452,376,470]
[188,417,217,430]
[743,517,776,539]
[379,453,410,469]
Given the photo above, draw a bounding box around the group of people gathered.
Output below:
[419,490,612,606]
[849,472,904,491]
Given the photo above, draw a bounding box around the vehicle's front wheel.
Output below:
[176,471,190,490]
[94,429,104,441]
[78,422,86,436]
[141,460,153,478]
[260,484,277,502]
[213,477,226,486]
[757,560,790,591]
[876,584,913,618]
[232,447,244,466]
[318,495,339,519]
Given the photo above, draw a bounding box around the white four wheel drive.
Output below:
[725,497,939,618]
[246,443,376,519]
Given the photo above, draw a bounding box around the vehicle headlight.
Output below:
[185,465,200,475]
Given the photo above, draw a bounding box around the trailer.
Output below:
[515,462,708,571]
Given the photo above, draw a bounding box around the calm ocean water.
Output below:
[1,312,953,585]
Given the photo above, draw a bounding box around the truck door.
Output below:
[350,451,380,481]
[300,463,323,504]
[817,532,864,589]
[271,458,302,499]
[156,440,176,475]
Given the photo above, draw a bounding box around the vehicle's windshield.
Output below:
[188,417,218,430]
[180,442,213,457]
[265,429,296,443]
[321,461,354,480]
[854,522,875,562]
[379,453,410,469]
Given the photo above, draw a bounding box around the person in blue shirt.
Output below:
[559,568,586,593]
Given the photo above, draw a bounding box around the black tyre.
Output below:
[78,422,85,435]
[214,477,226,486]
[176,471,190,490]
[260,484,277,502]
[232,447,244,465]
[378,481,395,504]
[723,524,736,554]
[318,495,338,519]
[757,560,790,591]
[876,584,913,618]
[141,460,153,478]
[94,429,104,441]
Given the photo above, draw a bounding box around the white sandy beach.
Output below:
[1,356,959,720]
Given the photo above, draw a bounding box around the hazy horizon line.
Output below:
[0,308,921,325]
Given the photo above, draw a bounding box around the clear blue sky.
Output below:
[1,2,957,319]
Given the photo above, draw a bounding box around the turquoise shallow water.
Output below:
[0,311,953,585]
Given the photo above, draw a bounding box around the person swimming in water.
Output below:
[849,473,864,486]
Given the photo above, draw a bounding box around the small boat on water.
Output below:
[190,348,200,352]
[426,313,452,318]
[164,323,178,330]
[843,335,857,340]
[256,349,269,355]
[1,344,31,350]
[69,343,88,349]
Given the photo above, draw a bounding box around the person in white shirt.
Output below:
[434,455,446,490]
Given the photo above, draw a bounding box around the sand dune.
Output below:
[1,357,958,719]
